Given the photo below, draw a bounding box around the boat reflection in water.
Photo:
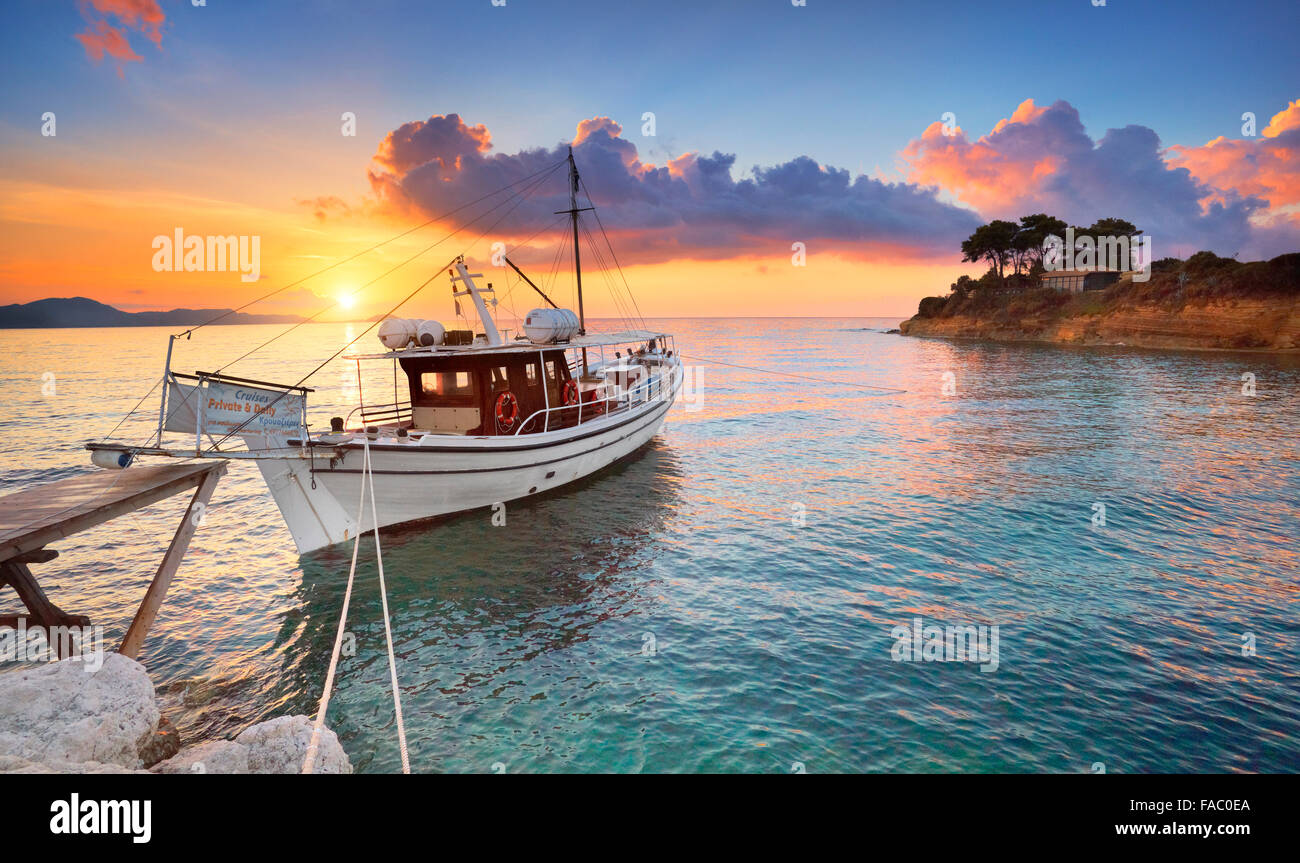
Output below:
[272,442,684,770]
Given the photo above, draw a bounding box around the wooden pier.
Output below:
[0,461,227,658]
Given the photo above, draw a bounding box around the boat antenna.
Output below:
[557,145,593,335]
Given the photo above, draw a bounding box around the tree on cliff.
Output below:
[1016,214,1068,271]
[961,220,1019,282]
[1085,217,1141,238]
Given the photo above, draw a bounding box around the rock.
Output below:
[236,715,351,774]
[0,654,159,769]
[0,655,353,775]
[152,716,352,774]
[0,754,150,774]
[139,715,182,768]
[151,740,249,774]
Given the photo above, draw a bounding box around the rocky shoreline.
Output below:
[0,654,350,774]
[900,252,1300,353]
[900,296,1300,352]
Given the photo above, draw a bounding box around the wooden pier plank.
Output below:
[0,460,228,659]
[0,461,226,563]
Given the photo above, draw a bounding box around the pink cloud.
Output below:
[74,20,141,66]
[372,113,493,176]
[1167,100,1300,223]
[901,98,1300,259]
[74,0,165,74]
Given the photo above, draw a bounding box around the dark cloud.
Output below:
[367,114,981,264]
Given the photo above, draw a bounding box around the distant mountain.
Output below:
[0,297,305,328]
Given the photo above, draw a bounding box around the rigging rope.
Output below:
[580,220,636,332]
[185,158,567,451]
[579,175,647,330]
[173,157,568,338]
[214,160,567,374]
[207,274,440,449]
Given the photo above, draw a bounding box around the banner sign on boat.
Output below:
[165,379,305,435]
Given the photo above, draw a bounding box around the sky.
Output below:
[0,0,1297,319]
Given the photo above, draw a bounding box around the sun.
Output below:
[336,291,356,311]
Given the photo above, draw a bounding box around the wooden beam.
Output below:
[11,548,58,564]
[0,560,90,628]
[118,464,225,659]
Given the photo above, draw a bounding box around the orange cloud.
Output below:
[990,98,1049,134]
[371,113,492,175]
[74,20,141,67]
[901,98,1076,214]
[87,0,164,44]
[74,0,165,74]
[1168,99,1300,217]
[1262,99,1300,137]
[901,97,1300,257]
[295,195,353,223]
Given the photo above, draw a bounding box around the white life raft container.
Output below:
[523,308,580,344]
[378,317,418,350]
[416,319,446,347]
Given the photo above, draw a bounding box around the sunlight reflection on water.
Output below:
[1,319,1297,772]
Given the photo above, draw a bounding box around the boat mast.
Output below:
[557,146,595,376]
[566,146,587,336]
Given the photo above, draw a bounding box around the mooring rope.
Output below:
[302,441,367,774]
[365,438,411,773]
[302,438,409,773]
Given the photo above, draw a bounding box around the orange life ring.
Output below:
[562,379,579,406]
[495,391,519,428]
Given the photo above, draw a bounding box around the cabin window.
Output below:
[545,359,559,382]
[419,370,476,405]
[525,362,538,385]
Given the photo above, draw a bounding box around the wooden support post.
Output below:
[0,552,91,659]
[118,465,224,659]
[0,558,90,630]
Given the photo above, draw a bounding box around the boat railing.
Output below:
[514,360,678,435]
[348,400,412,430]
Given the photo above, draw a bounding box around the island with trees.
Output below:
[899,214,1300,351]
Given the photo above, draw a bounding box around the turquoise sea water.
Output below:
[1,318,1297,772]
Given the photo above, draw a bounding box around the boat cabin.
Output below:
[399,348,597,436]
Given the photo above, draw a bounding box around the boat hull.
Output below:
[248,383,678,554]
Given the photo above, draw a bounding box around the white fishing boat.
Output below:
[89,150,683,554]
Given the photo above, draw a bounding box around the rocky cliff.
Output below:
[900,296,1300,351]
[901,252,1300,352]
